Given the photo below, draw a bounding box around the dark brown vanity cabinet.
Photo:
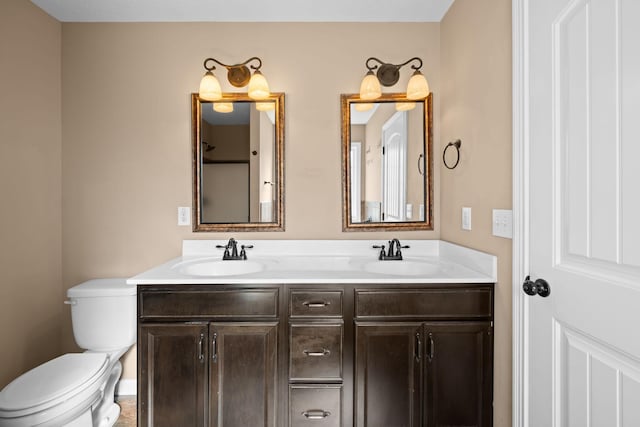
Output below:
[137,286,280,427]
[354,287,494,427]
[137,283,493,427]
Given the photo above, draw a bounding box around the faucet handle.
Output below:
[372,244,386,260]
[239,244,253,260]
[396,244,410,258]
[216,244,231,259]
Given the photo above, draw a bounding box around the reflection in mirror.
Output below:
[192,93,284,231]
[341,93,433,231]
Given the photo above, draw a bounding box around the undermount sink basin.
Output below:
[180,260,264,276]
[362,260,440,276]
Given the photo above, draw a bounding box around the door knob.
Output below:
[522,276,551,297]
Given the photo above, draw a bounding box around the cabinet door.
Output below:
[423,322,493,427]
[138,323,208,427]
[355,323,423,427]
[209,323,278,427]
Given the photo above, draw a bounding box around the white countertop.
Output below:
[127,239,497,285]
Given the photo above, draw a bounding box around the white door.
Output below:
[519,0,640,426]
[382,112,407,222]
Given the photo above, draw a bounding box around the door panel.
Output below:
[138,323,208,427]
[424,322,493,427]
[526,0,640,425]
[209,323,278,427]
[354,323,422,427]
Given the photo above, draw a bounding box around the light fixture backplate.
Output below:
[227,66,251,87]
[376,63,400,87]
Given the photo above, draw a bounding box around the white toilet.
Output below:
[0,279,137,427]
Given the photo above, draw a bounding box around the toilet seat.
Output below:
[0,353,109,422]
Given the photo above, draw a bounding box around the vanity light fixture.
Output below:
[198,56,270,101]
[255,102,275,112]
[359,57,430,100]
[395,102,416,112]
[213,102,233,113]
[354,103,374,112]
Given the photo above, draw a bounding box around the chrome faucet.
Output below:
[373,239,410,261]
[216,238,253,260]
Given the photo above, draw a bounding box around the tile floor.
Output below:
[114,397,136,427]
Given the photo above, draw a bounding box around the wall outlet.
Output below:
[462,207,472,231]
[492,209,513,238]
[178,207,191,226]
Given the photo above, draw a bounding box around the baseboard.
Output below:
[116,379,137,397]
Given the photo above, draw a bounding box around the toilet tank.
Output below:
[67,279,137,351]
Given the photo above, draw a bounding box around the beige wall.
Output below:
[61,22,441,380]
[0,0,62,388]
[440,1,513,426]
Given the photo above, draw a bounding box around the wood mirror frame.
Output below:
[341,93,433,231]
[192,92,285,232]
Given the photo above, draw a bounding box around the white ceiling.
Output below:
[30,0,455,22]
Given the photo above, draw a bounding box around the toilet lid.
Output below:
[0,353,108,412]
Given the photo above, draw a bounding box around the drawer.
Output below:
[355,287,493,320]
[139,288,278,319]
[290,324,343,381]
[289,385,342,427]
[290,290,343,318]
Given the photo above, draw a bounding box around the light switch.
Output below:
[492,209,513,239]
[462,207,472,231]
[178,207,191,226]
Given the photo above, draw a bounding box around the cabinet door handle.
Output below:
[303,301,330,308]
[303,348,331,357]
[302,410,331,419]
[198,333,205,363]
[427,332,434,362]
[415,332,421,362]
[212,332,218,362]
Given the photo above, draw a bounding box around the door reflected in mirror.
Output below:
[341,93,433,231]
[192,93,284,231]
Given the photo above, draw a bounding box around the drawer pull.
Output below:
[198,333,205,363]
[302,410,331,419]
[212,332,218,363]
[427,332,434,362]
[303,301,331,308]
[303,348,331,357]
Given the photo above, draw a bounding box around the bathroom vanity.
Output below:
[129,240,496,427]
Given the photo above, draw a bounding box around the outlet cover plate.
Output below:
[492,209,512,239]
[178,207,191,226]
[462,207,472,231]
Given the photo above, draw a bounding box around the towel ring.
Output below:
[443,139,461,170]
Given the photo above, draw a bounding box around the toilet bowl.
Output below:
[0,279,136,427]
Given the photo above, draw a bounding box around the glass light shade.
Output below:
[354,103,374,112]
[199,71,222,101]
[256,102,275,112]
[213,102,233,113]
[406,70,430,100]
[395,102,416,112]
[359,71,382,100]
[248,71,270,100]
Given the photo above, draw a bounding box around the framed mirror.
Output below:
[192,92,284,231]
[341,93,433,231]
